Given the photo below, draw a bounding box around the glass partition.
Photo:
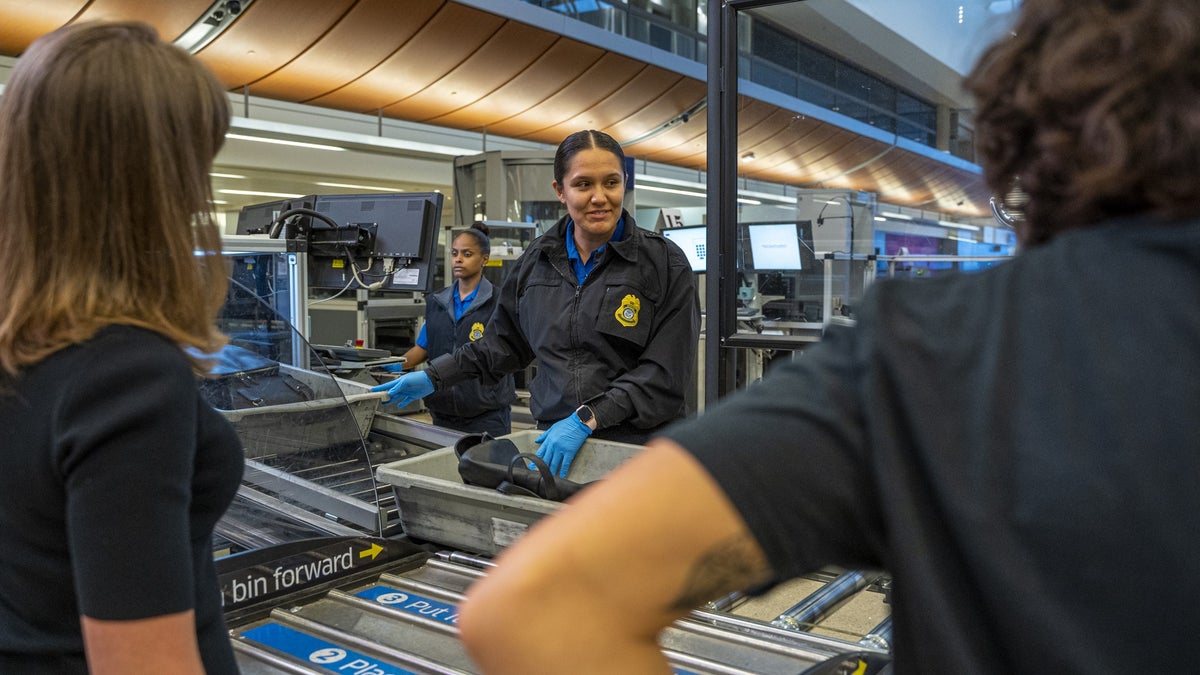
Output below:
[208,239,406,554]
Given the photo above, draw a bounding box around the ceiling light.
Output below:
[218,189,305,198]
[634,174,797,205]
[316,181,402,192]
[209,172,246,179]
[637,183,761,205]
[738,189,797,204]
[174,0,254,54]
[938,219,981,232]
[229,117,478,157]
[225,133,346,152]
[880,211,913,221]
[741,152,756,163]
[637,185,706,199]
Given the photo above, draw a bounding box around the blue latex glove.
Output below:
[381,361,407,373]
[370,370,434,407]
[534,413,593,478]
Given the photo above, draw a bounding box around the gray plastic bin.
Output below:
[218,364,386,458]
[375,430,643,554]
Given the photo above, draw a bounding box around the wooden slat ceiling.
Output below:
[0,0,989,216]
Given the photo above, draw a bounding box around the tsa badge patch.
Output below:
[469,322,485,341]
[615,294,641,327]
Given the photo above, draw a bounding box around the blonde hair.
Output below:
[0,21,232,375]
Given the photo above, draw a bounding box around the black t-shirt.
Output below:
[666,216,1200,673]
[0,325,244,673]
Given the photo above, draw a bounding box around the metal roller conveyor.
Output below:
[770,571,884,632]
[858,615,893,652]
[384,560,860,671]
[233,416,471,539]
[223,540,879,675]
[412,556,882,663]
[706,590,750,612]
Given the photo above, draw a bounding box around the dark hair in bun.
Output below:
[455,223,491,254]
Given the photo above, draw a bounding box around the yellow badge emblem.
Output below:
[615,294,641,327]
[469,322,485,341]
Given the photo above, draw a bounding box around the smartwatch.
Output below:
[574,404,595,427]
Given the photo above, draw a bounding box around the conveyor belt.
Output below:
[217,416,470,550]
[222,538,887,675]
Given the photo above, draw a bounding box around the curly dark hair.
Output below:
[966,0,1200,245]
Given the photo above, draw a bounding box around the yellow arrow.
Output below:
[359,543,384,561]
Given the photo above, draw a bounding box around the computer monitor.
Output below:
[661,225,707,273]
[235,198,290,235]
[304,192,444,293]
[747,223,804,271]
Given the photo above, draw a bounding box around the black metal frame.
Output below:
[705,0,805,405]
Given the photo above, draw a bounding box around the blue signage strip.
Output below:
[241,622,416,675]
[356,585,461,625]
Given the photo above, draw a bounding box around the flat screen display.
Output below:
[661,226,707,272]
[748,223,804,271]
[308,192,444,293]
[235,198,289,235]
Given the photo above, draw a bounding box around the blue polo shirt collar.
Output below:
[452,280,479,321]
[566,215,625,285]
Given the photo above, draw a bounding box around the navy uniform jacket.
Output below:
[421,278,516,418]
[426,212,700,433]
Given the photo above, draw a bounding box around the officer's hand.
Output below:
[534,413,593,478]
[370,370,434,407]
[381,361,407,373]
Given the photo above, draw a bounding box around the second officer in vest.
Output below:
[390,223,515,438]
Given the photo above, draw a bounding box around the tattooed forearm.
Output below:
[668,532,772,611]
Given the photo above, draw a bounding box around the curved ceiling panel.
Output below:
[530,66,685,143]
[624,116,707,166]
[0,0,987,216]
[607,78,705,147]
[246,0,445,102]
[385,20,558,123]
[0,0,87,54]
[73,0,214,40]
[658,98,776,168]
[194,0,357,86]
[427,37,603,130]
[309,3,504,112]
[480,51,642,138]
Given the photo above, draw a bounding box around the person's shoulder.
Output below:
[81,325,192,377]
[428,284,455,305]
[43,326,194,408]
[89,324,180,353]
[864,259,1017,329]
[635,227,690,265]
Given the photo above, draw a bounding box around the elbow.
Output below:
[456,584,495,668]
[458,568,538,673]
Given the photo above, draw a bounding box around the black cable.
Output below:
[267,207,341,239]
